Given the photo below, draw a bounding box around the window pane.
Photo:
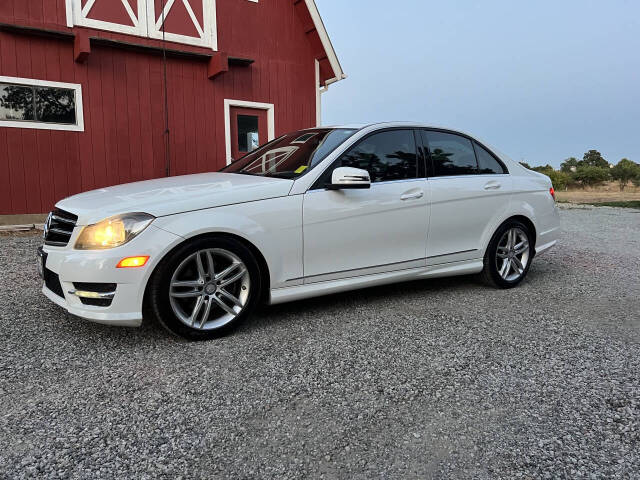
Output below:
[475,142,507,174]
[221,128,357,179]
[0,84,35,121]
[339,130,417,183]
[35,86,76,124]
[237,115,259,153]
[425,131,477,176]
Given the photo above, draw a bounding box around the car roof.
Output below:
[322,122,520,170]
[325,122,475,137]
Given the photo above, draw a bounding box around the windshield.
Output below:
[221,128,357,179]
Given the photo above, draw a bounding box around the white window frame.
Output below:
[224,99,275,165]
[70,0,148,36]
[147,0,217,49]
[66,0,218,50]
[0,76,85,132]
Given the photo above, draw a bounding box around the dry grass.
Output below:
[556,182,640,204]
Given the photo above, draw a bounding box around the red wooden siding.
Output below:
[0,0,323,214]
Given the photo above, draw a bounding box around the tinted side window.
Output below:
[425,131,477,176]
[475,142,507,174]
[338,130,417,183]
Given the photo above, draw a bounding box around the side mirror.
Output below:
[327,167,371,190]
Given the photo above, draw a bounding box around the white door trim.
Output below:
[223,99,275,165]
[315,59,321,127]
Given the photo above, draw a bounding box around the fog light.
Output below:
[116,256,150,268]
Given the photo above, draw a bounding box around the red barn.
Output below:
[0,0,345,217]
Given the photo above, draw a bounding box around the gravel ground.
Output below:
[1,206,639,479]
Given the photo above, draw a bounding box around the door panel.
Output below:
[303,180,429,281]
[229,107,268,161]
[420,129,513,265]
[427,175,512,265]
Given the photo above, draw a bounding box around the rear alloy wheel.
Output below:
[148,237,261,340]
[481,221,533,288]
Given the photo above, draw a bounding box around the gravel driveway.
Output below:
[1,206,639,479]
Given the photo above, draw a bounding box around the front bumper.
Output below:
[39,224,182,327]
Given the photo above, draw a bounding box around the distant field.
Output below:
[556,182,640,207]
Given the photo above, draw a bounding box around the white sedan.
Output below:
[38,123,560,340]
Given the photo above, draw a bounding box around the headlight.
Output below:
[75,213,154,250]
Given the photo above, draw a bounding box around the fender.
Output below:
[152,195,304,290]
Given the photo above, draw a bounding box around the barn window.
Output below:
[0,76,84,132]
[67,0,218,50]
[237,115,259,153]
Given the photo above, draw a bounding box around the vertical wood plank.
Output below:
[137,55,155,180]
[112,52,131,184]
[148,56,166,178]
[124,53,142,181]
[87,50,107,188]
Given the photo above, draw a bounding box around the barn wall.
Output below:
[0,0,318,214]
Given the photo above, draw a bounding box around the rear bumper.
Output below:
[535,221,560,256]
[39,224,182,327]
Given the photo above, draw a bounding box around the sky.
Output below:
[317,0,640,168]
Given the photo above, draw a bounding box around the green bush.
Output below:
[532,164,554,175]
[571,166,611,188]
[547,170,571,190]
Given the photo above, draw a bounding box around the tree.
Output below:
[572,165,610,188]
[519,161,532,169]
[560,157,580,173]
[547,170,571,191]
[610,159,640,191]
[582,150,609,168]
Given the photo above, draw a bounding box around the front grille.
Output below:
[44,268,64,298]
[44,208,78,247]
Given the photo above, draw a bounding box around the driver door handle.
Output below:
[400,191,424,201]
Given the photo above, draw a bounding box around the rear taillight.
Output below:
[549,187,556,201]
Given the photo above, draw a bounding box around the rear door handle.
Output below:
[484,182,501,190]
[400,191,424,201]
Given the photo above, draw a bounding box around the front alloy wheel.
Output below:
[169,248,250,331]
[148,237,261,340]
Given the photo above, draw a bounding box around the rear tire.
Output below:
[148,236,262,340]
[481,220,533,289]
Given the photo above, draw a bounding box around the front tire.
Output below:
[481,220,533,289]
[148,236,262,340]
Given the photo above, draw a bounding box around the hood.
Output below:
[56,173,293,225]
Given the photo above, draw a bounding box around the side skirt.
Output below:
[268,259,484,305]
